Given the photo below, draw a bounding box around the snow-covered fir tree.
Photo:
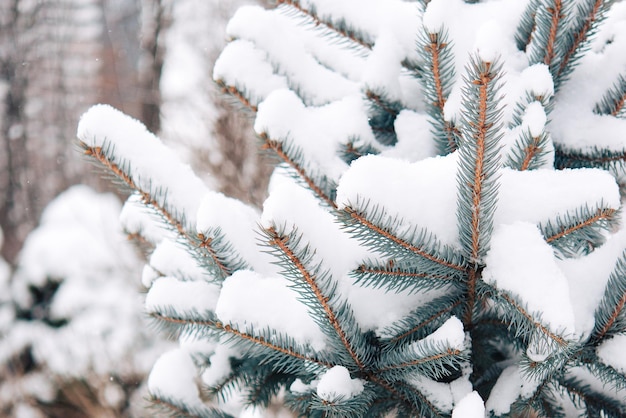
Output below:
[77,0,626,416]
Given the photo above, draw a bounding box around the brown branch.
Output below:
[365,90,397,116]
[152,312,332,367]
[390,300,462,343]
[266,227,365,370]
[520,135,543,171]
[593,288,626,341]
[356,265,453,281]
[379,348,462,372]
[215,79,258,112]
[425,32,457,152]
[261,134,337,208]
[500,293,568,346]
[544,0,564,67]
[82,144,232,277]
[558,0,603,78]
[277,0,372,50]
[610,90,626,117]
[344,207,466,272]
[545,208,616,243]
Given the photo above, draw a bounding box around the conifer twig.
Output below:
[260,134,337,208]
[344,207,466,272]
[82,143,232,278]
[544,207,616,243]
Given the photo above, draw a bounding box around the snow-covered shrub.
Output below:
[78,0,626,416]
[0,185,166,417]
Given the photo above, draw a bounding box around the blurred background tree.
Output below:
[0,0,268,416]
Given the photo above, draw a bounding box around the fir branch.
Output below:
[554,144,626,175]
[382,295,464,348]
[418,27,458,154]
[340,203,467,275]
[377,342,467,382]
[594,74,626,117]
[150,311,333,370]
[557,0,607,80]
[543,0,565,68]
[515,0,538,51]
[540,204,618,258]
[477,281,569,349]
[353,262,459,294]
[260,133,337,208]
[456,55,504,263]
[276,0,374,50]
[81,142,234,278]
[339,139,380,164]
[215,79,258,112]
[265,226,365,371]
[592,252,626,342]
[559,376,626,417]
[505,129,551,171]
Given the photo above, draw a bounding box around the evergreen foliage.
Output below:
[78,0,626,416]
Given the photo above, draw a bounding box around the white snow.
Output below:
[148,348,204,409]
[77,104,210,230]
[145,276,220,315]
[215,270,327,351]
[422,316,465,350]
[483,222,576,335]
[474,20,506,63]
[558,228,626,339]
[521,101,547,137]
[486,365,540,415]
[597,335,626,374]
[452,391,484,418]
[519,64,554,100]
[316,366,364,401]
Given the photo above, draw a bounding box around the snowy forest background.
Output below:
[0,1,271,416]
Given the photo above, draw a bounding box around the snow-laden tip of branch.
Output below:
[316,366,365,402]
[77,104,209,231]
[452,391,484,418]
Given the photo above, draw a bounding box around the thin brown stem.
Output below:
[345,207,466,272]
[277,0,372,50]
[379,349,462,372]
[593,289,626,341]
[545,208,616,243]
[261,134,337,208]
[520,135,542,171]
[216,79,258,112]
[558,0,603,78]
[266,227,364,370]
[82,144,232,277]
[544,0,564,67]
[152,312,332,367]
[500,293,568,346]
[390,300,462,343]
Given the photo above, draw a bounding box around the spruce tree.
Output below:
[77,0,626,416]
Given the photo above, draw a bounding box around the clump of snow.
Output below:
[483,222,576,335]
[149,239,208,282]
[316,366,364,401]
[422,316,465,350]
[474,20,505,63]
[78,104,210,229]
[148,348,204,409]
[521,101,547,137]
[519,64,554,99]
[146,277,220,314]
[559,228,626,338]
[202,344,238,387]
[486,365,540,415]
[597,335,626,374]
[383,110,438,162]
[452,391,484,418]
[290,378,315,394]
[362,30,403,99]
[215,270,327,351]
[422,0,448,32]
